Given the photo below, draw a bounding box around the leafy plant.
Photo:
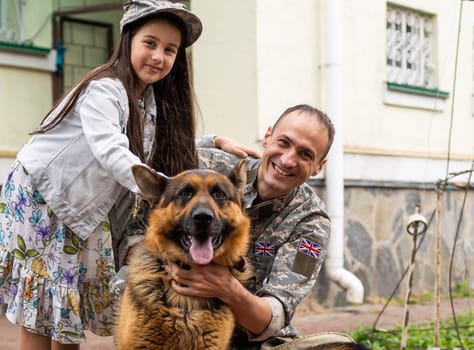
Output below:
[452,280,472,298]
[352,311,474,349]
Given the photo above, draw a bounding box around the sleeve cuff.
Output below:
[118,235,145,267]
[195,134,216,148]
[248,296,286,341]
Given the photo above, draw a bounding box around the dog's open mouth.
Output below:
[181,234,223,264]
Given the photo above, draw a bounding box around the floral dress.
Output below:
[0,161,116,344]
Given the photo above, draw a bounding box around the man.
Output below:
[166,104,336,348]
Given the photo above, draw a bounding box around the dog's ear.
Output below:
[131,164,169,203]
[229,159,248,194]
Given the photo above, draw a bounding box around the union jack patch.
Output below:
[298,238,321,258]
[255,241,274,256]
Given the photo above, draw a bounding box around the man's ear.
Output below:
[262,126,272,148]
[311,159,328,177]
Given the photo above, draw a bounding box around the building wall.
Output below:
[193,0,323,150]
[0,66,53,166]
[192,0,474,308]
[0,65,52,147]
[0,0,122,178]
[312,0,474,306]
[255,0,321,139]
[193,0,474,179]
[341,0,473,158]
[0,0,472,307]
[313,183,474,307]
[192,0,260,148]
[0,0,55,175]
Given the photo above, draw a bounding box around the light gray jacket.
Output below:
[18,78,155,240]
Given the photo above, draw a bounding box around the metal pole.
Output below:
[434,185,442,346]
[400,229,418,350]
[400,206,427,350]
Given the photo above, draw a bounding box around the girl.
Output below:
[0,0,203,349]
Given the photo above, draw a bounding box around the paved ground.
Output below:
[1,297,471,349]
[293,296,472,336]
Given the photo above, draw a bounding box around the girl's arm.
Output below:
[197,135,261,159]
[80,78,144,192]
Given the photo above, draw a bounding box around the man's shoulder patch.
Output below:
[292,238,321,278]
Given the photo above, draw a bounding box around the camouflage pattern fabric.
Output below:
[120,0,202,47]
[260,332,356,349]
[197,148,331,347]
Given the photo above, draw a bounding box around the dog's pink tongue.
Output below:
[189,237,214,264]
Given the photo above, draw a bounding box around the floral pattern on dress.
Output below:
[0,161,116,344]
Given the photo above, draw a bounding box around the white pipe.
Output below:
[323,0,364,304]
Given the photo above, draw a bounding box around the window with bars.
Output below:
[386,5,435,89]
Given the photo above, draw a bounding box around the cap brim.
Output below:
[163,8,202,47]
[121,6,202,47]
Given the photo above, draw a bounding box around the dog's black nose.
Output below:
[192,207,214,226]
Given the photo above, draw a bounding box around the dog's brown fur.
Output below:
[116,161,251,350]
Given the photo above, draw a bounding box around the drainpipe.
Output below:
[323,0,364,304]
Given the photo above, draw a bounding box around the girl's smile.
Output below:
[130,17,182,93]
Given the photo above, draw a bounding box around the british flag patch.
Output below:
[255,241,274,256]
[298,238,321,258]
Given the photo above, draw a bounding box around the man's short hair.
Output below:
[272,104,335,162]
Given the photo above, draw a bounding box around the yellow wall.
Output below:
[0,66,52,152]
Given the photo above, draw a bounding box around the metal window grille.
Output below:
[386,5,435,88]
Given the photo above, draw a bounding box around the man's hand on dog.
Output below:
[166,260,273,337]
[165,261,237,301]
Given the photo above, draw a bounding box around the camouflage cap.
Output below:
[120,0,203,47]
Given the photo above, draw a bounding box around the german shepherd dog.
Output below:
[116,160,251,350]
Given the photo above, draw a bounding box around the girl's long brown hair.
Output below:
[34,13,197,177]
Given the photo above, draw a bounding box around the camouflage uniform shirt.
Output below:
[197,147,331,347]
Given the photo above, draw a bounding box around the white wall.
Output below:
[2,0,472,185]
[193,0,474,184]
[342,0,474,158]
[193,0,322,149]
[255,0,321,138]
[192,0,259,149]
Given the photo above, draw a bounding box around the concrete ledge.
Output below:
[0,48,56,72]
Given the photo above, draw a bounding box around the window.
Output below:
[386,5,434,88]
[0,0,54,71]
[0,0,23,44]
[384,4,448,111]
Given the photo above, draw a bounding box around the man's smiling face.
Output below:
[257,111,329,200]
